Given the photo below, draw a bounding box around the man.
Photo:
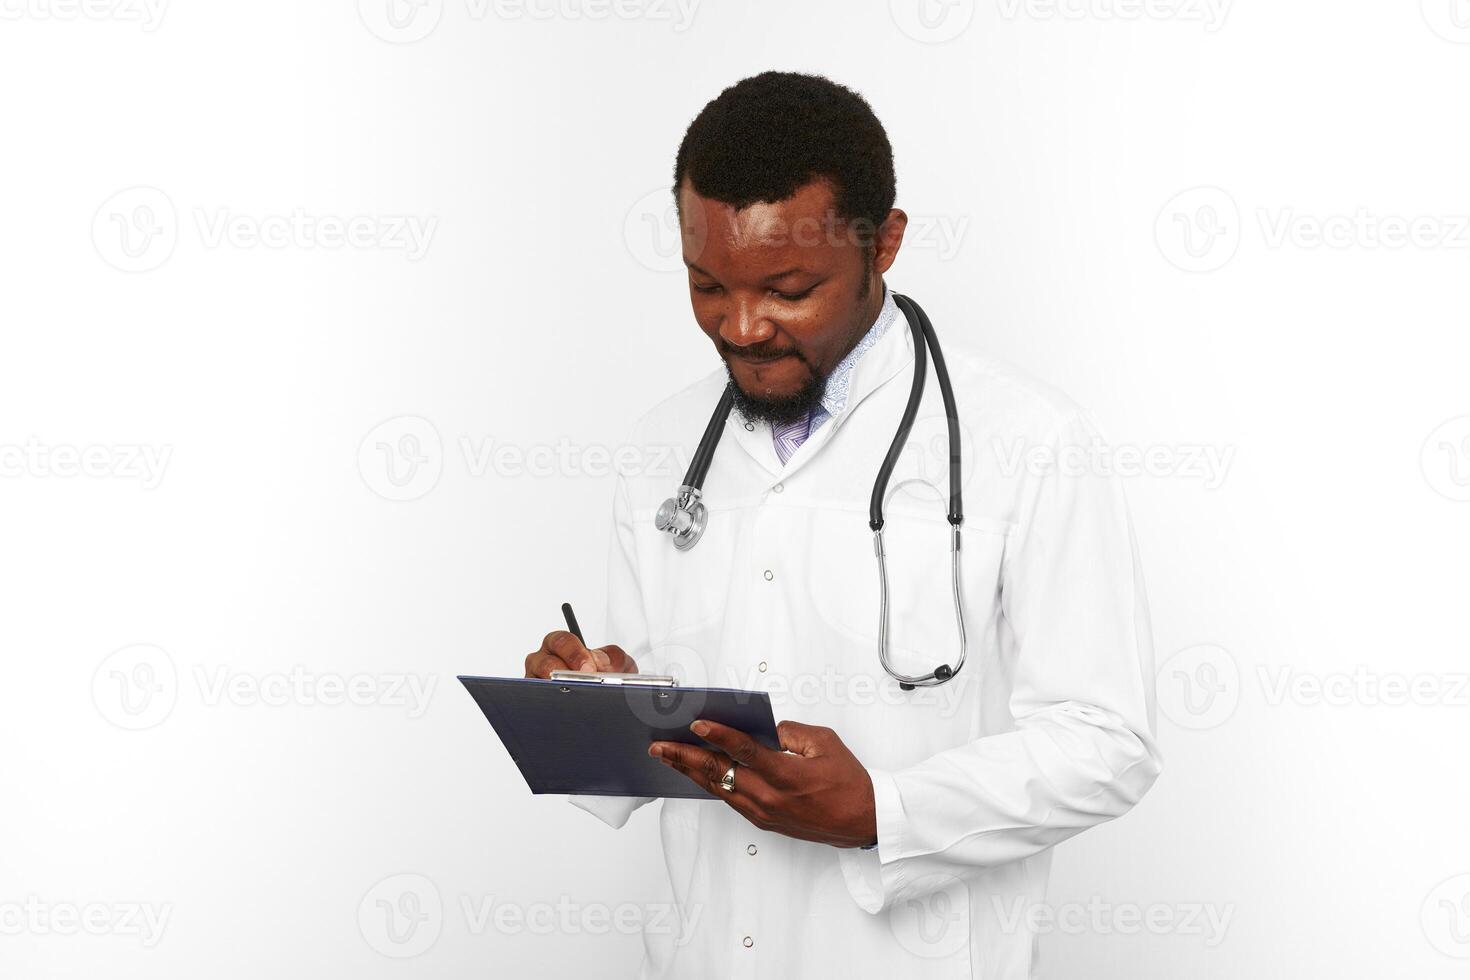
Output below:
[524,71,1162,979]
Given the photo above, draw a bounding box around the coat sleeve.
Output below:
[567,468,659,829]
[839,409,1164,912]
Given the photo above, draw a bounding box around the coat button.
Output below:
[742,936,754,948]
[744,421,754,431]
[757,661,767,672]
[763,569,774,581]
[747,844,758,855]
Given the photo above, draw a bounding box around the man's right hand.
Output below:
[524,630,638,679]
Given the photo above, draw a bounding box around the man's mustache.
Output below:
[721,343,806,364]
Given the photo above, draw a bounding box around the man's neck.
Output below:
[856,279,886,334]
[824,280,887,376]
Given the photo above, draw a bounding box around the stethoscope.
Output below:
[654,293,967,690]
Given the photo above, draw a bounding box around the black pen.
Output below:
[561,602,584,644]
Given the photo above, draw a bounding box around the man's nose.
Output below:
[720,301,775,347]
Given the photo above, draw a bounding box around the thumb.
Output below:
[776,721,831,758]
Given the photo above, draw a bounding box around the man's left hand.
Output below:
[649,720,878,848]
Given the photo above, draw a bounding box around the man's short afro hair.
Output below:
[672,71,896,232]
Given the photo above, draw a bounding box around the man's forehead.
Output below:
[678,180,848,260]
[678,176,837,217]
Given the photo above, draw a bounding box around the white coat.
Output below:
[571,297,1163,980]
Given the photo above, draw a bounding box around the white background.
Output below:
[2,0,1469,977]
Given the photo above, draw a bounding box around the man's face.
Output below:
[677,178,897,426]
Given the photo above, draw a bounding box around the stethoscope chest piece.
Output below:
[655,485,707,551]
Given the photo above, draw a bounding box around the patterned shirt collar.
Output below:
[816,284,900,420]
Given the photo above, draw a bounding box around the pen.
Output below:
[561,602,584,644]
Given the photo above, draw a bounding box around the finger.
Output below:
[776,720,833,758]
[650,742,780,826]
[596,644,636,673]
[691,720,768,769]
[524,650,571,679]
[649,741,722,781]
[651,741,730,791]
[543,630,609,672]
[715,771,778,829]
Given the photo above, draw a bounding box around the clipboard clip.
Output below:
[548,670,678,688]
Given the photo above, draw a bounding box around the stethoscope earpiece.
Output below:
[899,664,952,692]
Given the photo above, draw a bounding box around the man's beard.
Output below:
[723,353,828,427]
[722,261,876,427]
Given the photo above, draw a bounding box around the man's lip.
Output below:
[730,352,793,365]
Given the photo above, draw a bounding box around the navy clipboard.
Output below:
[458,675,781,800]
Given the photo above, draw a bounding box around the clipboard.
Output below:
[458,674,781,799]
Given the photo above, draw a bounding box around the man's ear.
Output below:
[872,208,908,276]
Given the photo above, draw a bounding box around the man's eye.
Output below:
[692,283,722,294]
[773,287,815,302]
